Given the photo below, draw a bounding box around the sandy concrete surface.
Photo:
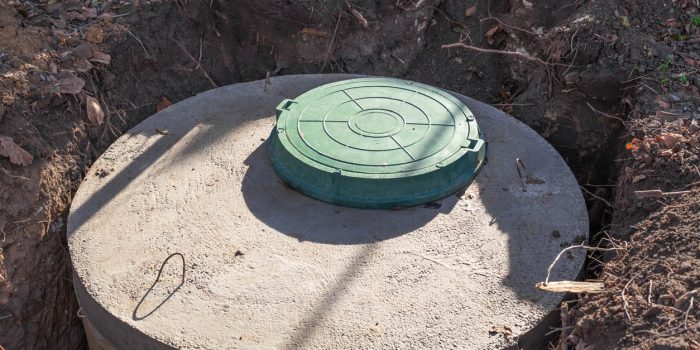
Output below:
[67,74,588,350]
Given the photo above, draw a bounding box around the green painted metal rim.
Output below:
[268,77,486,209]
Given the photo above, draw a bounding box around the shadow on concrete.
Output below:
[241,143,459,245]
[281,244,380,349]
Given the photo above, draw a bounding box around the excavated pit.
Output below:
[67,75,588,350]
[0,1,650,349]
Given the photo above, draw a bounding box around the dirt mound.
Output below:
[571,191,700,349]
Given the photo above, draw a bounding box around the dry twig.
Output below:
[441,42,571,68]
[560,302,570,350]
[174,38,217,88]
[683,297,694,330]
[586,102,627,127]
[321,14,342,72]
[479,16,539,36]
[545,243,624,284]
[0,166,30,181]
[634,190,691,199]
[622,271,643,320]
[125,29,151,58]
[349,8,368,28]
[580,186,614,208]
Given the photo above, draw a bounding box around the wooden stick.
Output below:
[622,271,642,320]
[174,39,217,88]
[560,302,570,350]
[440,42,572,67]
[545,243,624,284]
[634,190,692,199]
[586,102,627,127]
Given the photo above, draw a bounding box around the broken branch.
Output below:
[349,8,368,28]
[634,190,692,199]
[440,42,572,68]
[545,243,624,284]
[174,39,218,88]
[586,102,628,127]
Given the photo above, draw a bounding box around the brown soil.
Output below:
[0,0,698,349]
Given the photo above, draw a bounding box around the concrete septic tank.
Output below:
[67,74,588,350]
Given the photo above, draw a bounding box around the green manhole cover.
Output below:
[268,77,486,209]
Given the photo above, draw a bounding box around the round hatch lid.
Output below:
[268,77,485,208]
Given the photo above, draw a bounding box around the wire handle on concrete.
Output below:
[155,253,186,285]
[132,253,186,320]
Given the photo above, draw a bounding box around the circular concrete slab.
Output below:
[68,75,588,350]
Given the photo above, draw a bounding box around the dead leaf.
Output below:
[643,305,663,317]
[156,96,172,112]
[155,128,171,135]
[48,62,58,74]
[464,4,477,17]
[63,11,85,21]
[576,340,595,350]
[58,75,85,94]
[655,133,683,148]
[349,8,368,28]
[619,16,631,27]
[0,136,33,166]
[85,26,106,44]
[450,20,466,33]
[90,51,111,65]
[688,119,699,134]
[85,96,104,125]
[485,25,501,45]
[49,17,66,29]
[632,174,647,183]
[73,59,94,73]
[658,149,674,157]
[655,110,680,122]
[625,138,640,151]
[72,42,96,59]
[535,281,605,293]
[82,7,98,19]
